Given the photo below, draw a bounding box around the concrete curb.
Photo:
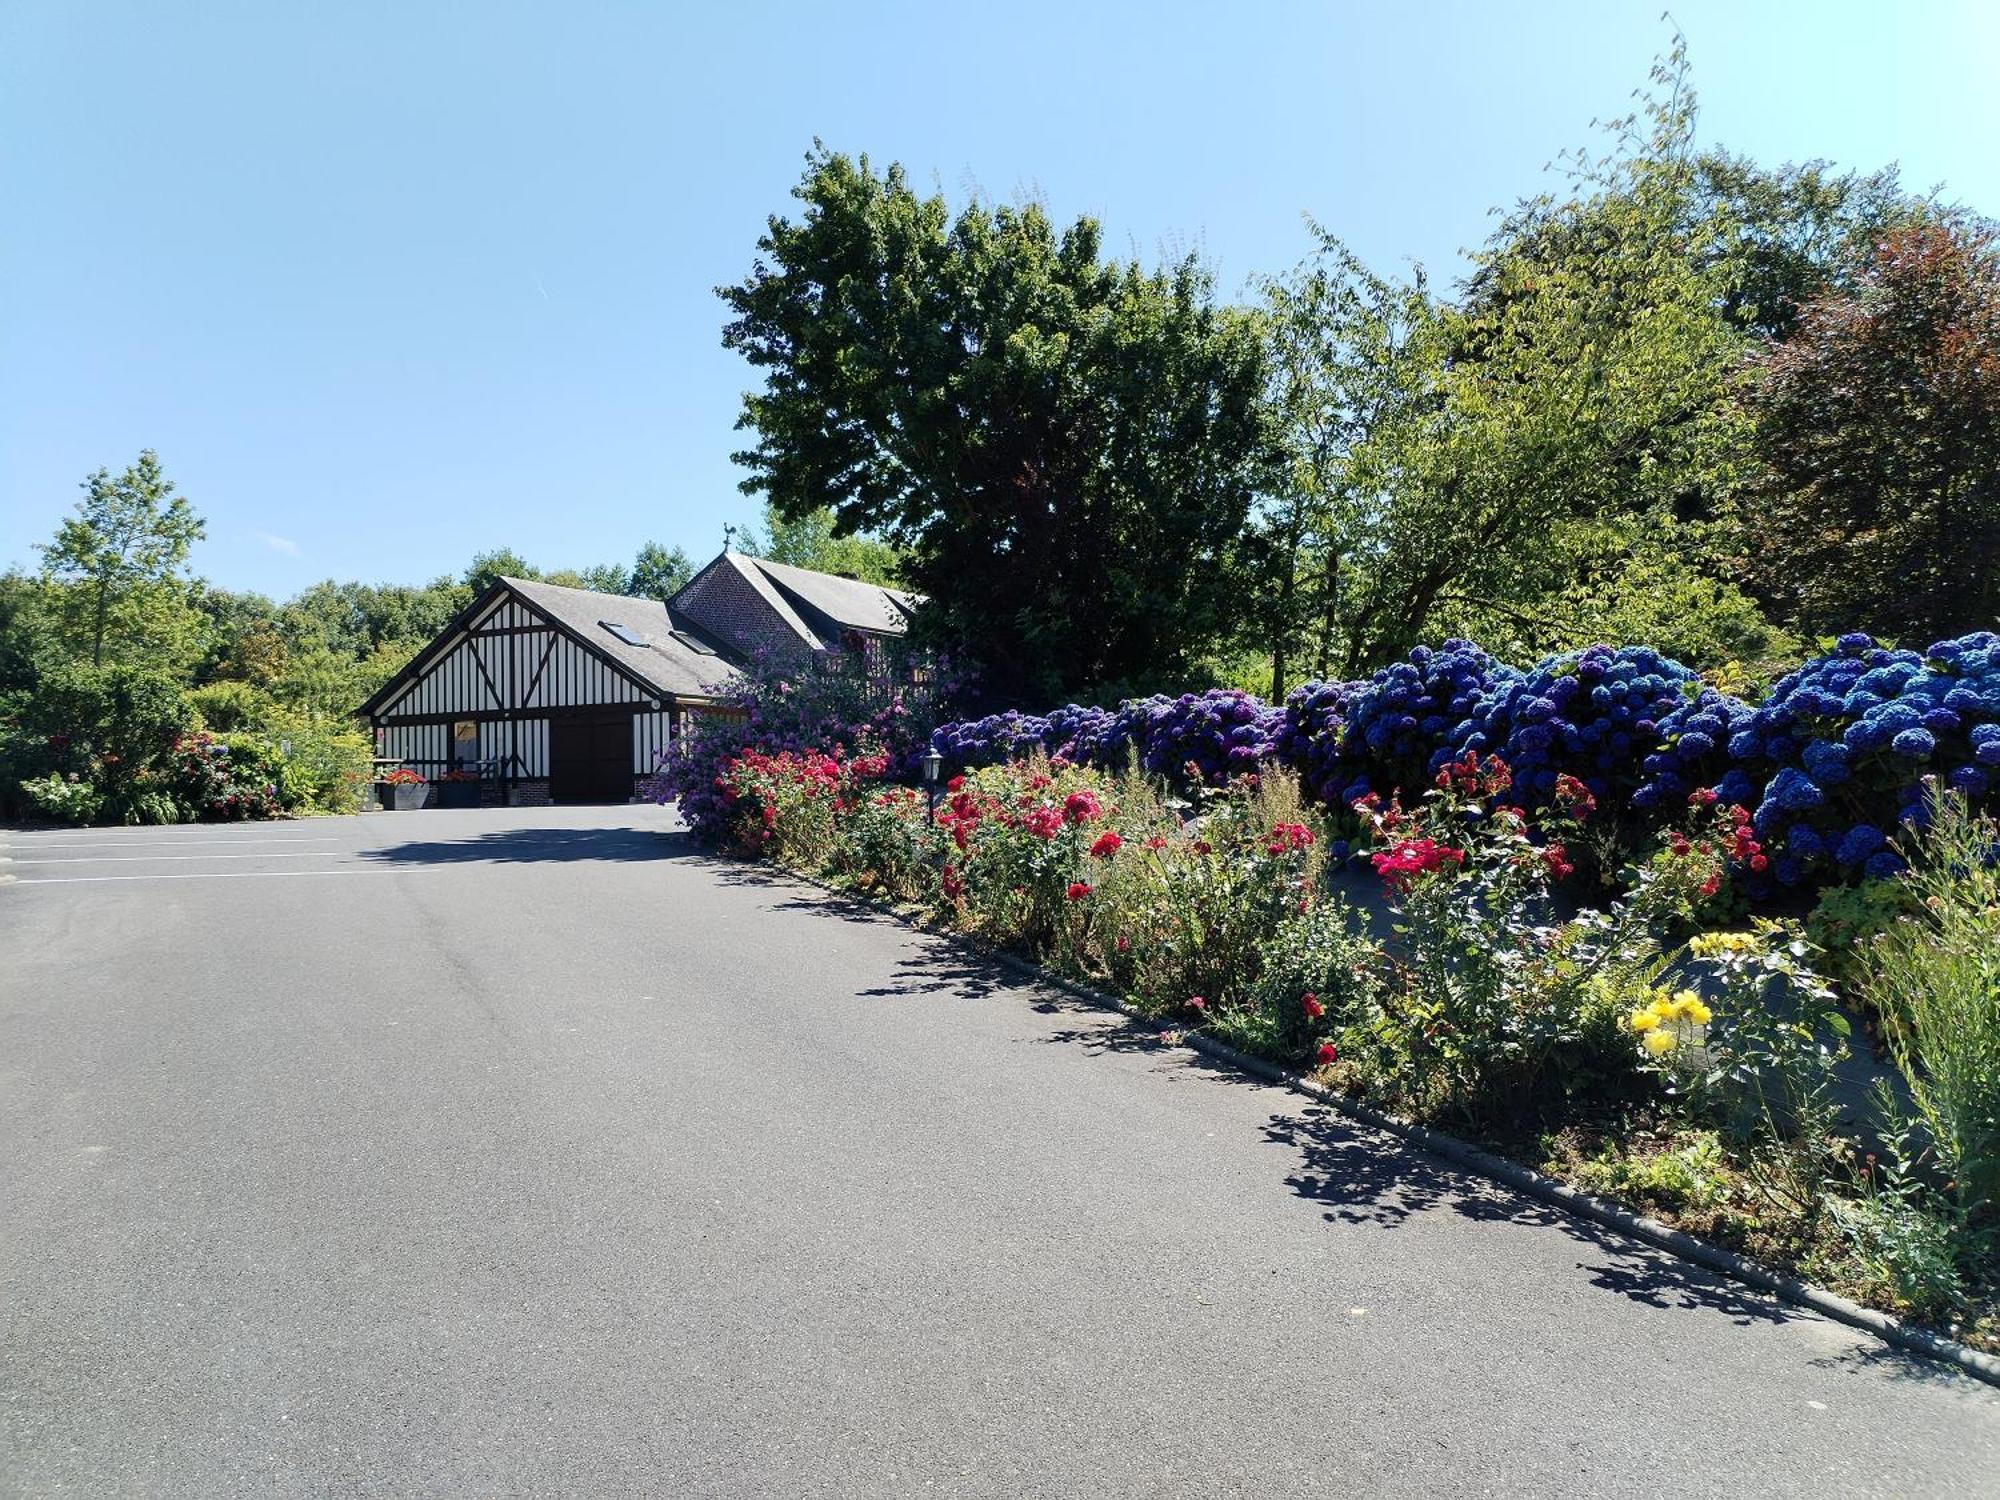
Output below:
[764,862,2000,1391]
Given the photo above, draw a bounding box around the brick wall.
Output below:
[508,780,552,807]
[678,560,826,660]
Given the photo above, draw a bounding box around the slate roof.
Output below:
[501,576,742,701]
[731,554,918,641]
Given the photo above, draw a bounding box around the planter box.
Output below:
[434,780,481,809]
[378,782,427,811]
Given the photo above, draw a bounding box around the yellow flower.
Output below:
[1648,995,1677,1019]
[1670,991,1713,1026]
[1643,1029,1677,1057]
[1629,1010,1661,1033]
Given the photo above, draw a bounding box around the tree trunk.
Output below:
[91,578,108,667]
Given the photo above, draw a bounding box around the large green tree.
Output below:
[721,148,1271,700]
[1253,48,1767,679]
[1738,217,2000,641]
[627,541,695,602]
[37,451,206,669]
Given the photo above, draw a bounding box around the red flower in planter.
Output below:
[1088,830,1123,858]
[1316,1042,1338,1067]
[1065,881,1092,902]
[1302,993,1324,1020]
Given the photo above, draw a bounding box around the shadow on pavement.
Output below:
[361,827,702,866]
[667,850,1973,1380]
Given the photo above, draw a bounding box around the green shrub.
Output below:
[19,772,105,825]
[1856,793,2000,1227]
[189,679,277,731]
[1806,878,1922,1000]
[265,712,373,814]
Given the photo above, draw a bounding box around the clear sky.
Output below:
[3,1,1995,600]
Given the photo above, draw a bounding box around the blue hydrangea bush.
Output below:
[1637,632,2000,884]
[1454,644,1702,812]
[1335,641,1518,805]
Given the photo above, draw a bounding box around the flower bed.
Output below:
[698,728,2000,1350]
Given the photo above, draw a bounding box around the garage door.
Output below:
[549,711,635,804]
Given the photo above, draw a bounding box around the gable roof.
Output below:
[356,576,740,719]
[736,555,918,638]
[499,577,741,700]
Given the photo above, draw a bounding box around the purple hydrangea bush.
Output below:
[1274,679,1365,804]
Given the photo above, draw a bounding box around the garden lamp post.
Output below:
[922,747,943,821]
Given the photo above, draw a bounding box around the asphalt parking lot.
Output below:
[3,805,1996,1497]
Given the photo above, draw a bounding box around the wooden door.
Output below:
[549,711,634,803]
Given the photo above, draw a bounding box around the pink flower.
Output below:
[1186,996,1207,1012]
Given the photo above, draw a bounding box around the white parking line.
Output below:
[16,867,445,884]
[10,851,355,865]
[0,836,344,851]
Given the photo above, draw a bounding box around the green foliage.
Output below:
[1805,876,1922,998]
[462,548,538,597]
[1737,216,2000,642]
[1856,793,2000,1226]
[1249,47,1755,680]
[18,772,105,824]
[1532,536,1800,675]
[721,145,1270,700]
[36,450,207,671]
[21,662,195,774]
[189,679,277,731]
[1567,1131,1732,1216]
[265,714,374,814]
[627,541,695,602]
[740,502,903,587]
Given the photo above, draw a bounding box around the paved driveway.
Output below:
[2,806,1996,1496]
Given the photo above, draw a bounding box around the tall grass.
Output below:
[1858,791,2000,1224]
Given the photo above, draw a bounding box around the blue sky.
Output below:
[3,1,1995,599]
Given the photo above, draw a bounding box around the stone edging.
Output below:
[769,862,2000,1391]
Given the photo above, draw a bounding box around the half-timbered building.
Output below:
[357,553,916,805]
